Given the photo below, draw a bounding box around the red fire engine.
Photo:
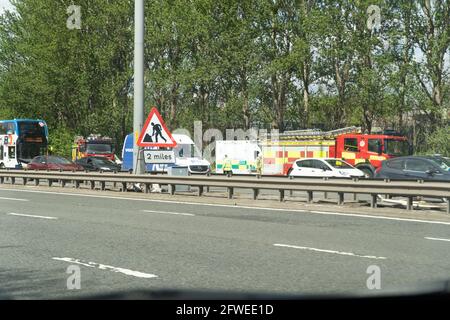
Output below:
[72,135,115,162]
[261,127,411,177]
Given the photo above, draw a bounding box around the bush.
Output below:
[420,126,450,156]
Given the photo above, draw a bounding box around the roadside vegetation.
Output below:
[0,0,448,154]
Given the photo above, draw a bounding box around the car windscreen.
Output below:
[325,159,353,169]
[428,157,450,171]
[91,158,115,165]
[48,156,72,164]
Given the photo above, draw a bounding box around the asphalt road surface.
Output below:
[1,185,450,299]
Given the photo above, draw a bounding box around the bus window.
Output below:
[0,123,7,134]
[6,123,15,134]
[8,146,15,159]
[0,145,3,160]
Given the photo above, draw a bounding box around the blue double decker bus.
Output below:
[0,119,49,169]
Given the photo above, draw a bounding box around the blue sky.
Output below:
[0,0,13,14]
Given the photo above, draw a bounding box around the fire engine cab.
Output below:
[261,127,411,177]
[72,135,115,162]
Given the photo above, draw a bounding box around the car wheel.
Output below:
[359,168,373,179]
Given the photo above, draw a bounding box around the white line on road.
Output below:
[425,237,450,243]
[6,212,58,220]
[2,187,450,226]
[273,243,387,260]
[52,257,158,279]
[0,197,29,201]
[142,210,195,216]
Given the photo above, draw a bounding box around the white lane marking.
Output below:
[425,237,450,242]
[0,197,29,202]
[7,212,58,220]
[52,257,158,279]
[1,187,450,226]
[142,210,195,217]
[309,210,450,226]
[273,243,387,260]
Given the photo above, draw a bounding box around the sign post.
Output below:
[133,0,145,175]
[137,107,177,148]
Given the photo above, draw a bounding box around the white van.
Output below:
[122,133,210,174]
[171,134,210,174]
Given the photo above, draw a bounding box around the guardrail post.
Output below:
[35,179,39,186]
[48,179,52,187]
[324,192,328,199]
[90,181,95,190]
[337,192,344,205]
[100,181,106,191]
[279,190,285,202]
[370,194,377,208]
[197,186,203,197]
[169,184,175,195]
[447,198,450,214]
[0,177,3,184]
[353,193,357,201]
[121,183,127,192]
[61,180,66,188]
[307,191,313,203]
[11,177,15,185]
[75,181,80,189]
[144,183,150,194]
[252,188,258,200]
[227,187,233,199]
[23,178,27,185]
[407,197,413,210]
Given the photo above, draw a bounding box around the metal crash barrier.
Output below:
[0,170,449,213]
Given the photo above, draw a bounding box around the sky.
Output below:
[0,0,13,14]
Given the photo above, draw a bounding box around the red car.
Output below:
[27,156,84,171]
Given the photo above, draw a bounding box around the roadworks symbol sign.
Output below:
[137,107,177,148]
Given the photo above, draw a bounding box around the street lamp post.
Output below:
[133,0,145,175]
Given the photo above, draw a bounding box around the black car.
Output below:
[75,156,120,172]
[375,156,450,181]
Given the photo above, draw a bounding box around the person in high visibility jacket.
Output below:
[223,154,232,177]
[255,151,262,176]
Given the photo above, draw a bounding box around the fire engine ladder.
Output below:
[277,126,362,140]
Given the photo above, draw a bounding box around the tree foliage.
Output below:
[0,0,448,155]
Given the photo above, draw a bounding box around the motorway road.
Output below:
[0,185,450,299]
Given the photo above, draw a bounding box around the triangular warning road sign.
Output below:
[137,107,177,148]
